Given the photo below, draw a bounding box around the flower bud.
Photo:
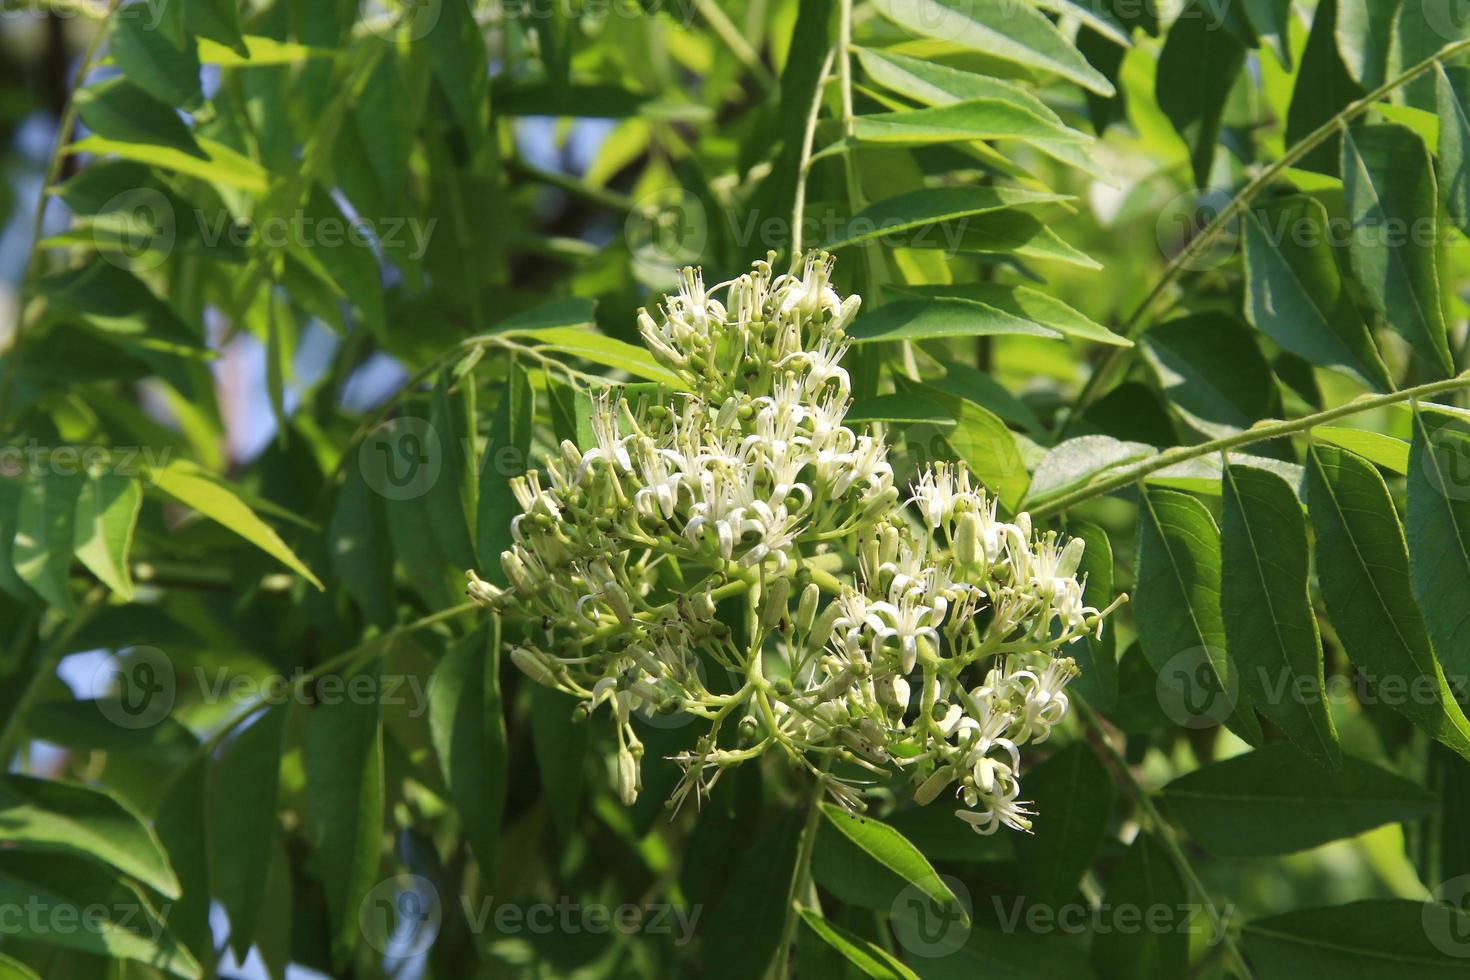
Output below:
[761,577,790,633]
[913,767,954,806]
[511,647,557,687]
[954,511,980,567]
[807,600,843,652]
[796,583,820,635]
[616,745,642,805]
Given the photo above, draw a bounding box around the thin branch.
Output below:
[791,50,836,258]
[1069,35,1470,419]
[1033,372,1470,520]
[693,0,776,93]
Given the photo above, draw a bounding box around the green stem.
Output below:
[1076,699,1252,978]
[508,155,637,214]
[693,0,776,92]
[772,768,829,979]
[791,50,836,259]
[1070,35,1470,419]
[1033,372,1470,520]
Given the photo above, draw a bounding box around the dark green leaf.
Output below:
[1160,743,1435,856]
[1157,0,1246,186]
[213,706,287,959]
[1135,487,1263,743]
[1244,900,1470,978]
[1014,743,1114,907]
[71,473,141,601]
[1287,0,1365,175]
[1242,195,1393,392]
[1406,410,1470,678]
[1141,313,1278,437]
[849,298,1061,344]
[1220,461,1341,768]
[1069,520,1119,710]
[1090,833,1188,980]
[823,186,1066,250]
[1435,64,1470,240]
[430,622,508,877]
[1306,443,1470,759]
[12,472,81,611]
[110,10,203,109]
[1341,124,1455,377]
[818,804,961,914]
[75,78,205,158]
[798,911,917,979]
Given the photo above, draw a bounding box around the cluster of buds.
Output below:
[468,254,1118,834]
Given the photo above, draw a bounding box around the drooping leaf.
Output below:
[870,0,1116,96]
[71,472,141,601]
[530,684,588,840]
[1025,436,1155,506]
[149,459,323,589]
[1435,64,1470,238]
[1220,461,1341,768]
[1161,742,1435,856]
[1141,313,1279,438]
[1068,519,1119,710]
[891,282,1130,346]
[892,377,1029,512]
[1244,900,1470,978]
[477,365,535,577]
[1313,426,1411,473]
[822,186,1067,250]
[110,9,203,109]
[1287,0,1365,175]
[1134,487,1262,743]
[1337,0,1398,89]
[75,77,205,159]
[849,297,1061,344]
[0,775,181,898]
[1242,195,1393,391]
[1305,443,1470,759]
[1406,410,1470,678]
[1341,124,1455,377]
[304,658,384,968]
[817,804,962,915]
[798,910,918,979]
[1090,833,1188,980]
[430,622,508,878]
[1014,744,1115,907]
[1157,0,1247,186]
[12,471,82,611]
[213,706,288,960]
[829,99,1090,153]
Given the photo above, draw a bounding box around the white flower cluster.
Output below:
[468,254,1117,835]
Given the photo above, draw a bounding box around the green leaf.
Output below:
[427,373,476,571]
[430,622,508,878]
[1341,124,1455,377]
[1090,833,1188,980]
[424,0,490,157]
[936,211,1103,269]
[1435,64,1470,239]
[12,472,81,611]
[852,46,1112,179]
[817,804,962,917]
[1406,410,1470,678]
[1242,196,1393,392]
[530,684,588,840]
[703,813,802,980]
[1313,426,1410,473]
[71,473,141,601]
[196,35,336,66]
[822,185,1067,249]
[0,954,40,980]
[798,911,918,979]
[510,326,683,385]
[1337,0,1397,89]
[110,9,203,108]
[1135,488,1262,744]
[835,98,1090,151]
[1287,0,1365,175]
[477,365,535,578]
[871,0,1116,96]
[0,775,181,898]
[150,459,323,589]
[1220,461,1341,768]
[328,461,394,626]
[0,869,199,978]
[66,134,270,194]
[1242,0,1291,68]
[849,297,1062,344]
[892,282,1130,346]
[1165,741,1437,858]
[1244,900,1470,978]
[1305,443,1470,759]
[845,394,954,427]
[1069,519,1119,710]
[186,0,249,57]
[1014,743,1115,907]
[75,78,205,159]
[911,926,1097,979]
[1157,0,1247,187]
[39,263,208,359]
[1025,436,1155,506]
[1141,313,1278,437]
[152,757,213,970]
[213,706,287,960]
[304,658,384,968]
